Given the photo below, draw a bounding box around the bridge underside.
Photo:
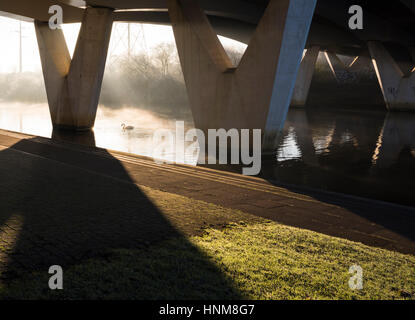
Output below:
[2,0,414,56]
[1,0,415,150]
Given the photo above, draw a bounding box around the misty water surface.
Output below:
[0,101,414,206]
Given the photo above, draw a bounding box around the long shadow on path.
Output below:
[0,131,242,299]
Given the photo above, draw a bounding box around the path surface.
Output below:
[0,129,414,278]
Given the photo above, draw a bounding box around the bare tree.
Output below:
[153,43,176,76]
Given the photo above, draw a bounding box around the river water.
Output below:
[0,102,414,206]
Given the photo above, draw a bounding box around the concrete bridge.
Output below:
[1,0,414,149]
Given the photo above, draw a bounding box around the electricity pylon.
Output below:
[108,23,148,67]
[12,21,25,73]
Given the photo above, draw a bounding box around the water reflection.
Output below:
[0,102,196,163]
[372,113,415,169]
[264,108,415,206]
[0,102,414,206]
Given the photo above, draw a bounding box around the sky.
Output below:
[0,16,246,74]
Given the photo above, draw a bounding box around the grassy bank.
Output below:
[1,220,414,300]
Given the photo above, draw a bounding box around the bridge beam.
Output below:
[368,42,415,111]
[35,7,113,131]
[291,46,320,107]
[169,0,316,151]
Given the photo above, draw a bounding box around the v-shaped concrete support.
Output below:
[35,7,113,131]
[368,41,415,111]
[168,0,316,151]
[323,52,363,84]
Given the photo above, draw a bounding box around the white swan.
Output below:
[121,123,134,131]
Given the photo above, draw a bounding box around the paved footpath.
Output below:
[0,129,414,276]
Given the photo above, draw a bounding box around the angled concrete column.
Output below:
[368,41,415,111]
[35,21,71,125]
[168,0,316,151]
[291,46,320,107]
[35,7,113,131]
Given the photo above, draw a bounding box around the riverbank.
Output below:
[0,129,414,299]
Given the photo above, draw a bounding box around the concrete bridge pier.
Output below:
[291,46,320,107]
[35,7,113,131]
[368,41,415,111]
[168,0,316,152]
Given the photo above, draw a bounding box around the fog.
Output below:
[0,21,245,164]
[0,19,246,121]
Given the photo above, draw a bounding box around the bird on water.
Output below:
[121,123,134,131]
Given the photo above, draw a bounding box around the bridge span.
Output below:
[1,0,414,149]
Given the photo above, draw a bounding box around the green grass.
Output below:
[0,221,414,300]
